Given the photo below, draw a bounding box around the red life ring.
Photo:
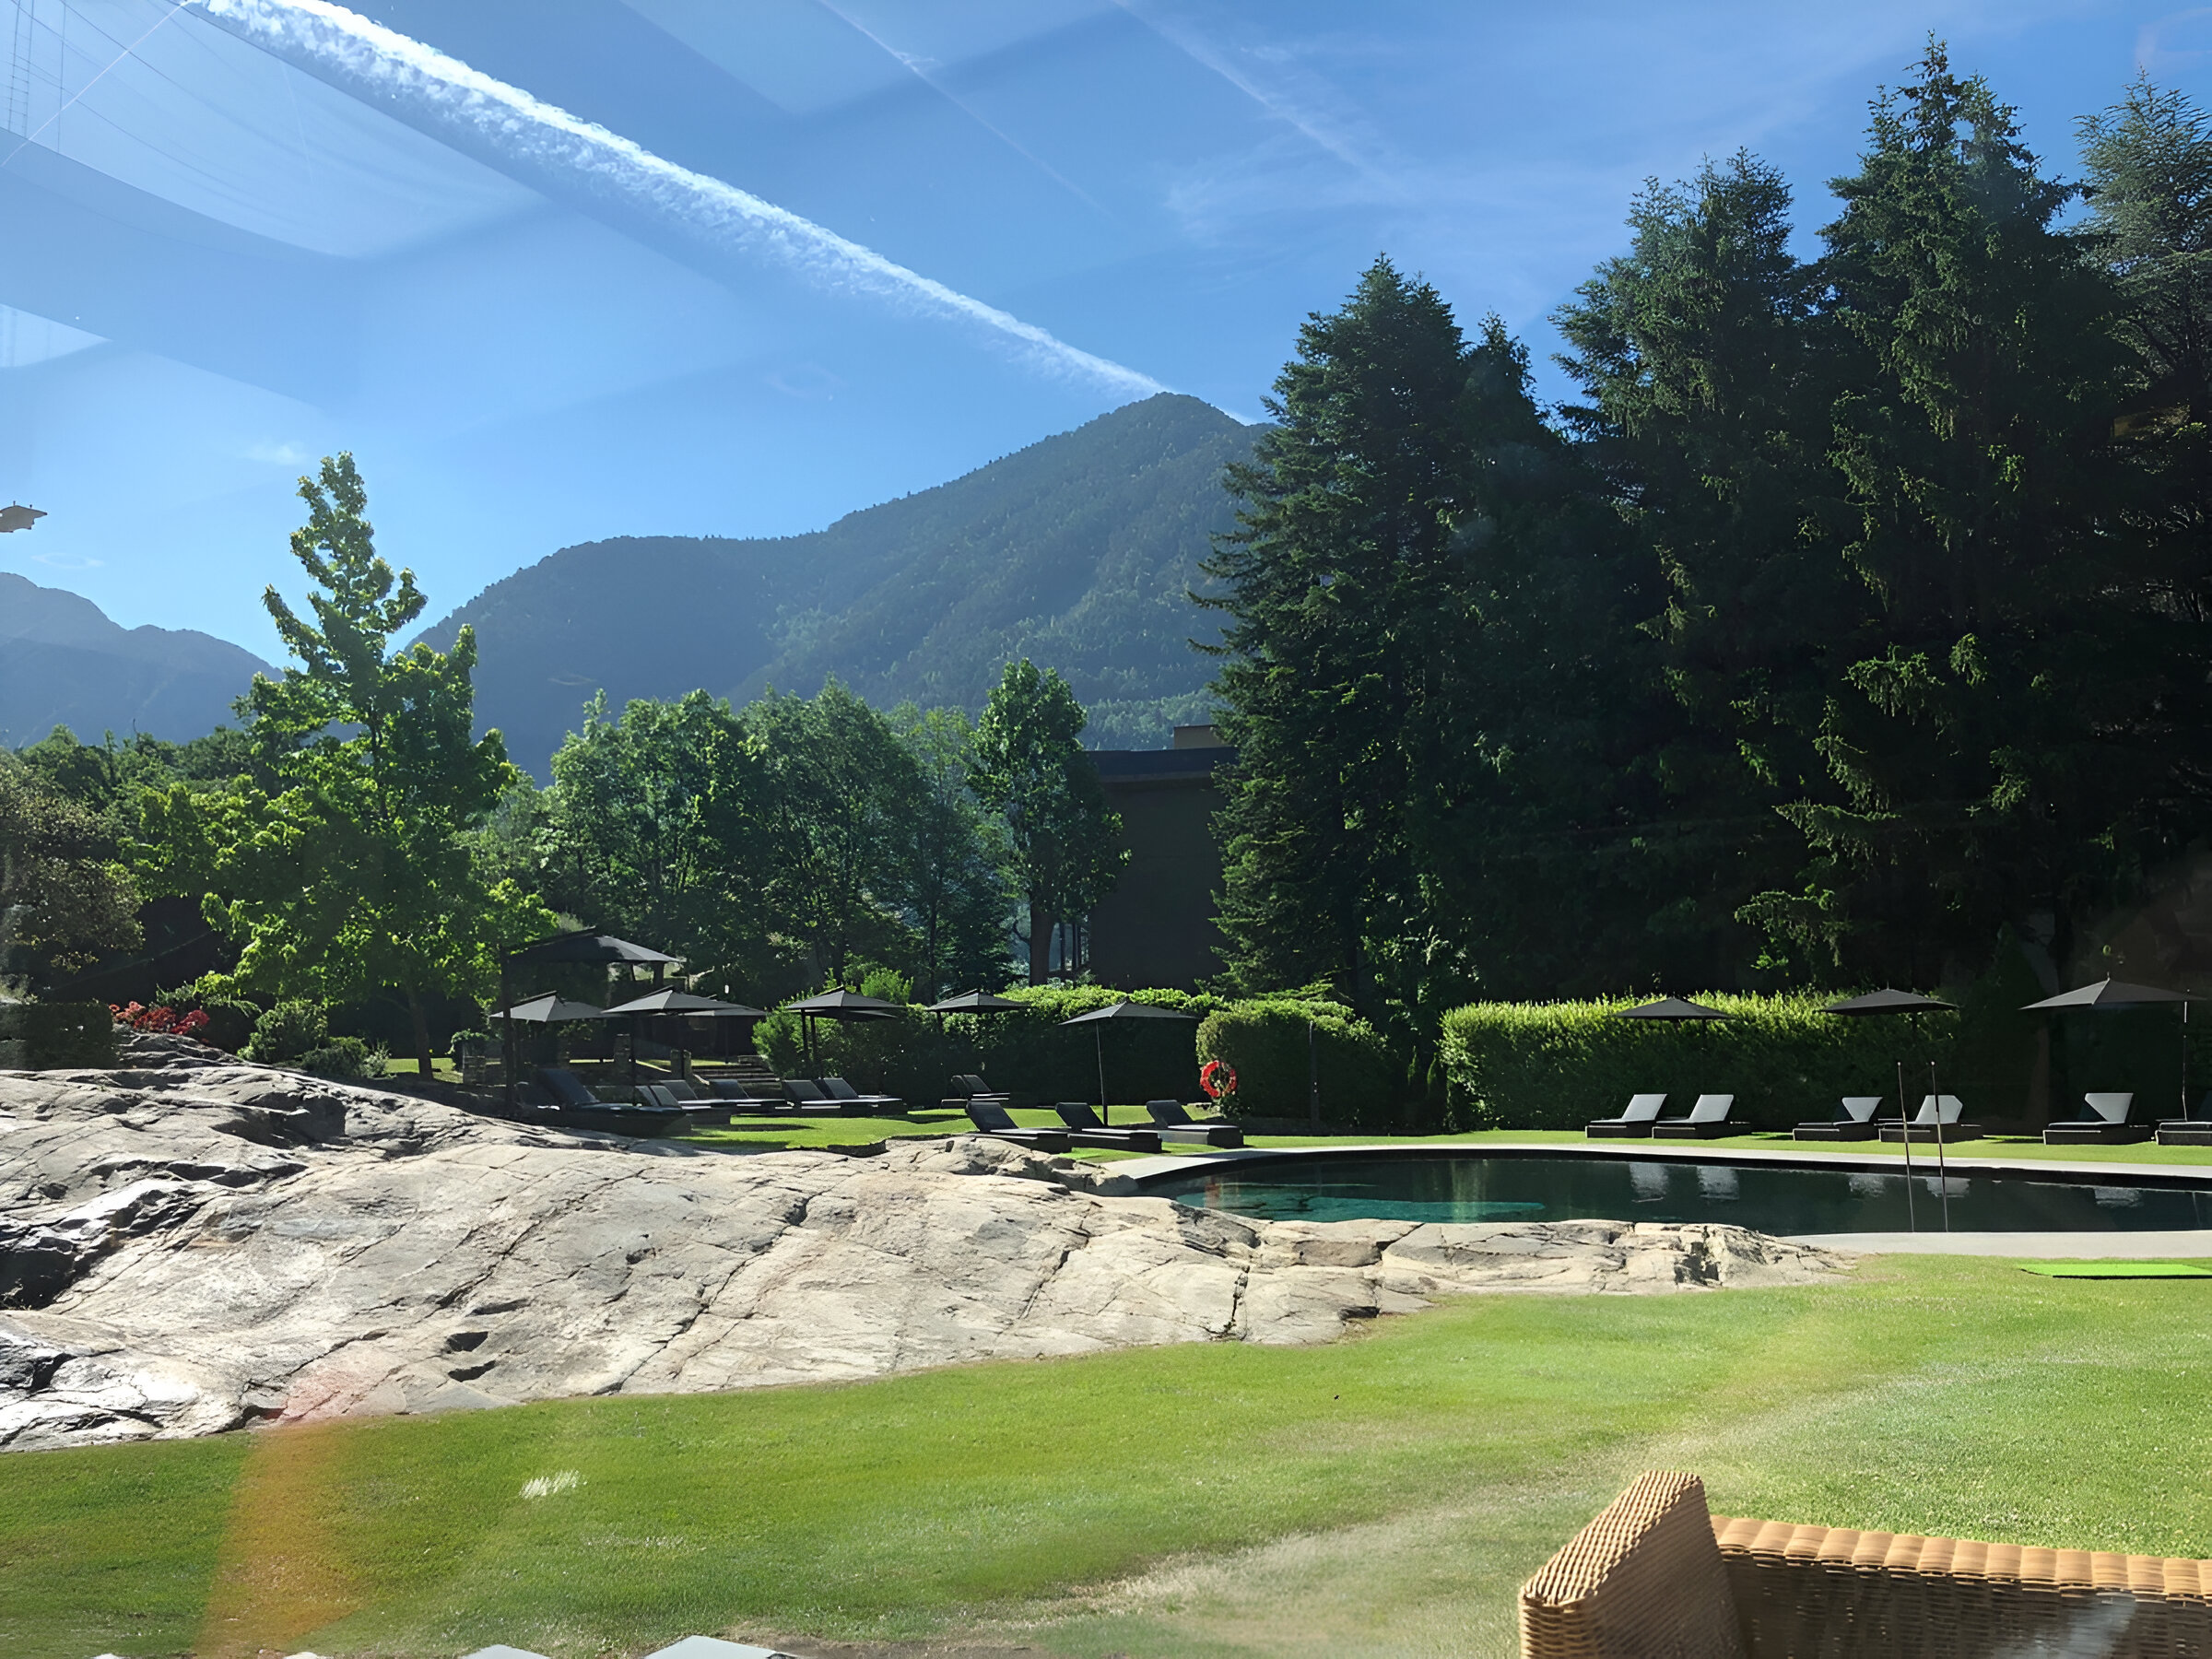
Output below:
[1200,1059,1238,1099]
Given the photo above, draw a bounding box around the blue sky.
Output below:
[1,0,2206,657]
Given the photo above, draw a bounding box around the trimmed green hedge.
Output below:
[1439,993,1956,1133]
[1194,999,1402,1129]
[0,1001,118,1070]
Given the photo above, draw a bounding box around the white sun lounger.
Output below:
[1653,1094,1735,1139]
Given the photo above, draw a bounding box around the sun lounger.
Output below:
[962,1100,1071,1153]
[1050,1103,1163,1152]
[2159,1092,2212,1144]
[820,1076,904,1111]
[1143,1100,1245,1146]
[949,1073,1012,1104]
[1878,1093,1983,1142]
[708,1078,793,1114]
[782,1078,854,1115]
[2045,1090,2150,1145]
[536,1065,608,1108]
[1652,1093,1735,1138]
[1585,1093,1666,1137]
[1794,1095,1883,1141]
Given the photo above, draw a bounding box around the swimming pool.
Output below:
[1144,1151,2212,1233]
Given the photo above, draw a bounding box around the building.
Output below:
[1085,725,1232,991]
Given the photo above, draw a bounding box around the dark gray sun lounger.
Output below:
[821,1077,904,1112]
[963,1100,1071,1153]
[1051,1103,1163,1152]
[1795,1095,1883,1141]
[1586,1093,1666,1137]
[1143,1100,1243,1147]
[2045,1092,2151,1145]
[537,1065,608,1107]
[782,1077,856,1115]
[1652,1093,1736,1139]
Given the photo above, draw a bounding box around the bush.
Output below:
[242,1000,329,1066]
[1439,993,1952,1132]
[300,1036,388,1081]
[0,1000,118,1069]
[1195,998,1403,1128]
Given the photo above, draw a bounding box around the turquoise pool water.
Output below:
[1145,1153,2212,1233]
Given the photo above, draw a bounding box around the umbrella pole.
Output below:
[500,960,515,1113]
[1897,1058,1916,1233]
[1097,1027,1108,1124]
[2184,1002,2193,1122]
[1929,1056,1949,1232]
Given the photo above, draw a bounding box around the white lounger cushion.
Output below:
[1912,1094,1967,1124]
[1682,1093,1734,1123]
[2082,1092,2135,1123]
[1841,1095,1883,1122]
[1619,1093,1667,1122]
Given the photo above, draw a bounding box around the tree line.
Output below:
[3,456,1125,1072]
[1206,51,2212,1080]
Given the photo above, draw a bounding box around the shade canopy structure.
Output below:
[508,932,682,967]
[1612,996,1732,1021]
[2021,978,2190,1011]
[1058,1001,1201,1123]
[488,993,607,1023]
[926,990,1025,1015]
[602,989,769,1018]
[2022,978,2195,1123]
[1821,988,1959,1016]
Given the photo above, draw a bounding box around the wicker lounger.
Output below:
[1520,1469,2212,1658]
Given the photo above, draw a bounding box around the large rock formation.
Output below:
[0,1051,1843,1453]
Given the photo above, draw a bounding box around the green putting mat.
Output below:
[2018,1261,2212,1279]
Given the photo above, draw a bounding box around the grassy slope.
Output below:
[12,1255,2212,1658]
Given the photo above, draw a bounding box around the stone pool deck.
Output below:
[1118,1141,2212,1259]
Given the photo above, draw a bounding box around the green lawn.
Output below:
[677,1111,2212,1167]
[13,1255,2212,1658]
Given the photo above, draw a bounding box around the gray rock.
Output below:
[0,1063,1843,1452]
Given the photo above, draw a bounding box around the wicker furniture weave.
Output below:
[1522,1471,2212,1658]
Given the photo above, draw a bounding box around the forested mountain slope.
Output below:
[0,573,270,747]
[419,394,1254,775]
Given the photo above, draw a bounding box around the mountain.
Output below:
[419,394,1258,775]
[0,573,271,747]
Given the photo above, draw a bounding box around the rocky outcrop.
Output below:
[0,1062,1843,1453]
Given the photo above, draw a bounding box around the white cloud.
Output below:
[188,0,1168,401]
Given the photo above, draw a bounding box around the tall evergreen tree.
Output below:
[1747,46,2170,980]
[1204,258,1472,1025]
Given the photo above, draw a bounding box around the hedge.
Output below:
[759,986,1214,1107]
[1439,993,1957,1133]
[1194,999,1403,1129]
[0,1001,118,1070]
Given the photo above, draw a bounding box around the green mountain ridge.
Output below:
[419,394,1256,776]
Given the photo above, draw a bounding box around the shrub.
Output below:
[447,1029,490,1056]
[111,1003,211,1041]
[0,1000,118,1069]
[242,1000,329,1066]
[1438,993,1954,1132]
[300,1036,388,1081]
[1195,998,1403,1128]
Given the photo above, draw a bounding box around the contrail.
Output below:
[185,0,1167,400]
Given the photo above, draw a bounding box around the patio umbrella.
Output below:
[1059,1001,1200,1124]
[498,932,684,1107]
[603,988,769,1094]
[1611,995,1733,1020]
[488,992,607,1023]
[925,990,1025,1015]
[783,988,904,1076]
[2021,978,2194,1123]
[1820,988,1959,1231]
